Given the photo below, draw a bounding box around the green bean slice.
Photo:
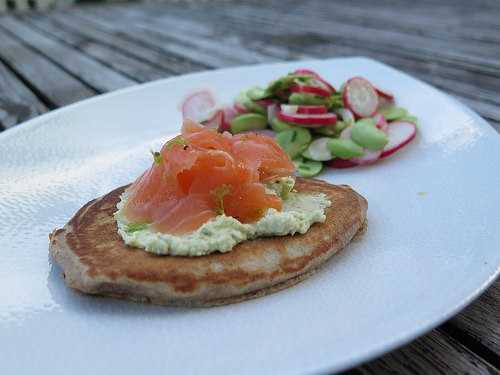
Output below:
[275,128,312,159]
[293,157,323,178]
[351,118,389,151]
[230,113,268,134]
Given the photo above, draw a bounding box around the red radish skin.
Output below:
[290,84,331,97]
[181,90,216,122]
[326,159,358,169]
[281,104,328,115]
[220,106,238,132]
[351,149,382,165]
[374,113,389,133]
[233,101,248,114]
[381,121,417,158]
[342,77,379,118]
[276,110,337,125]
[294,69,336,93]
[202,109,224,130]
[372,84,395,101]
[255,99,274,107]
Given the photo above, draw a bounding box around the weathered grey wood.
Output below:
[78,6,233,68]
[209,3,500,76]
[44,11,205,75]
[450,280,500,358]
[105,7,279,65]
[0,23,94,107]
[23,15,169,83]
[0,60,47,129]
[73,7,222,69]
[0,17,135,93]
[354,329,500,374]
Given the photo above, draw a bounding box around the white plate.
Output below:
[1,58,499,375]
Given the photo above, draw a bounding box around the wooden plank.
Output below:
[450,280,500,358]
[72,7,223,69]
[0,20,95,107]
[0,60,48,129]
[44,11,205,75]
[105,7,280,64]
[23,15,168,83]
[212,3,500,76]
[77,6,233,68]
[0,17,135,93]
[354,329,500,374]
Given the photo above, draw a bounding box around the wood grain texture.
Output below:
[0,60,47,129]
[23,15,168,83]
[451,280,500,358]
[1,16,135,93]
[350,329,500,375]
[0,21,94,107]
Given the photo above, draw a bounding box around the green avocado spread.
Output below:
[115,177,331,256]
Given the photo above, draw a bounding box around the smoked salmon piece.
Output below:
[123,120,295,234]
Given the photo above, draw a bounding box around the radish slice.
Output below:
[302,138,333,161]
[342,77,378,118]
[276,110,337,125]
[373,113,388,133]
[220,106,238,132]
[294,69,336,93]
[181,90,216,122]
[281,104,328,115]
[340,126,352,139]
[255,99,274,107]
[351,149,382,165]
[381,121,417,158]
[336,108,355,124]
[340,125,381,165]
[233,101,248,114]
[290,84,331,97]
[202,109,224,130]
[326,158,358,169]
[295,68,319,76]
[372,84,394,101]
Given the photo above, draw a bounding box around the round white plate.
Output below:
[1,58,499,375]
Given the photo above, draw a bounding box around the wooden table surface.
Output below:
[0,0,499,373]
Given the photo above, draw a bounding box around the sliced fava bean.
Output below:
[313,126,336,136]
[246,86,269,101]
[293,157,323,178]
[276,128,312,159]
[289,93,328,106]
[379,106,408,121]
[328,138,364,159]
[270,117,294,132]
[399,115,418,124]
[351,118,389,151]
[302,137,334,161]
[235,91,266,115]
[230,113,268,134]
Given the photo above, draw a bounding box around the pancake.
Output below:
[49,177,367,307]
